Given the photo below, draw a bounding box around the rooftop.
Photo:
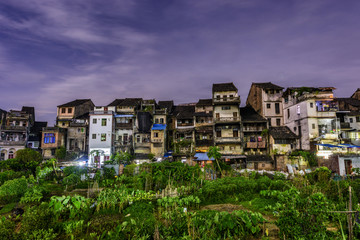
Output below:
[196,99,213,106]
[240,106,267,122]
[212,82,238,92]
[252,82,284,90]
[269,126,298,140]
[174,105,195,119]
[58,99,92,108]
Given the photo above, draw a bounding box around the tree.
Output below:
[14,148,43,174]
[113,151,133,175]
[55,146,66,160]
[207,146,223,177]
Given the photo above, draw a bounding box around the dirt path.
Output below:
[201,203,280,240]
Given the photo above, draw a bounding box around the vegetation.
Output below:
[1,151,360,240]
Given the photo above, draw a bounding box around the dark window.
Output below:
[267,103,271,109]
[276,90,280,94]
[154,132,158,138]
[233,130,238,137]
[312,123,316,129]
[61,108,66,113]
[287,109,290,119]
[137,135,140,143]
[160,118,164,124]
[350,118,353,123]
[222,106,230,110]
[155,119,159,123]
[294,127,297,132]
[275,103,280,114]
[101,118,107,126]
[92,134,96,139]
[93,119,97,124]
[310,102,314,108]
[357,116,360,122]
[68,108,72,113]
[268,118,271,126]
[276,118,281,126]
[216,130,221,137]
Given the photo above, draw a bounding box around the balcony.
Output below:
[152,138,163,143]
[213,96,240,105]
[0,125,27,132]
[113,141,132,147]
[0,140,26,146]
[246,142,266,149]
[89,111,113,115]
[177,123,194,128]
[115,123,133,129]
[195,139,214,146]
[214,137,241,143]
[340,122,351,129]
[243,127,265,132]
[134,142,151,148]
[214,117,241,123]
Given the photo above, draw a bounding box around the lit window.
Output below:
[101,134,106,141]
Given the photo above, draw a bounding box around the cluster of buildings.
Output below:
[1,82,360,174]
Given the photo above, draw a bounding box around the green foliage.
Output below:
[49,195,92,220]
[308,166,332,184]
[0,176,28,204]
[20,185,44,204]
[25,229,58,240]
[0,202,17,214]
[21,202,54,233]
[112,151,133,165]
[63,165,87,177]
[62,173,81,187]
[55,146,66,160]
[0,170,23,185]
[291,150,318,167]
[0,216,16,239]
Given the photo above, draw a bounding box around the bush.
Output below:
[20,186,44,204]
[0,170,24,185]
[21,202,55,233]
[0,216,16,239]
[0,177,28,204]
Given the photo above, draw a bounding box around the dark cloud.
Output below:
[1,0,360,124]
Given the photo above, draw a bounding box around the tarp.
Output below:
[193,152,215,161]
[164,151,173,158]
[315,143,345,148]
[152,124,166,130]
[338,144,360,148]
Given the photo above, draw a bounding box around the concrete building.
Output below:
[56,99,94,128]
[194,99,213,152]
[0,108,34,160]
[283,87,339,153]
[246,82,284,127]
[212,83,243,162]
[41,127,66,159]
[66,116,89,156]
[88,106,115,166]
[133,112,152,161]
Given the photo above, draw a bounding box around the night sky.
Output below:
[1,0,360,125]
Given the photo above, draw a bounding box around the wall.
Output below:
[89,114,114,149]
[338,156,360,176]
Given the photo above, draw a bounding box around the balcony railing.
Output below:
[243,127,265,132]
[214,117,241,123]
[134,142,151,147]
[340,122,351,129]
[115,123,133,129]
[214,137,241,143]
[0,125,27,131]
[177,123,194,127]
[246,142,266,148]
[0,140,26,146]
[89,111,113,115]
[113,141,132,146]
[213,97,240,104]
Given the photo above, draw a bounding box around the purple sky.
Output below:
[1,0,360,125]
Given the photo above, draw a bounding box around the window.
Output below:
[297,105,300,115]
[137,135,140,143]
[62,122,65,126]
[276,118,281,126]
[154,132,159,138]
[357,116,360,122]
[221,106,231,110]
[312,123,316,129]
[68,108,72,113]
[230,146,235,150]
[216,130,221,137]
[294,127,297,131]
[350,118,353,123]
[276,90,280,94]
[155,118,159,123]
[287,109,290,119]
[310,102,314,108]
[160,118,164,124]
[270,90,274,94]
[233,130,238,137]
[267,103,271,109]
[61,108,66,113]
[223,95,227,101]
[101,134,106,141]
[93,119,97,124]
[216,95,220,100]
[44,133,55,144]
[8,151,14,159]
[275,103,280,114]
[123,134,128,144]
[92,134,96,139]
[101,118,107,126]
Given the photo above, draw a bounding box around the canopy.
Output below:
[315,144,345,148]
[152,124,167,130]
[193,152,214,161]
[338,144,360,148]
[115,114,133,118]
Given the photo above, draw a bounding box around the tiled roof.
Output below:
[174,105,195,119]
[158,101,174,112]
[58,99,92,107]
[351,88,360,98]
[196,99,212,106]
[347,111,360,116]
[212,83,237,92]
[240,106,267,122]
[194,111,213,117]
[108,99,125,106]
[252,82,284,90]
[269,126,298,140]
[337,98,360,108]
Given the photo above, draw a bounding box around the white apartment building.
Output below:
[88,106,115,166]
[283,87,339,152]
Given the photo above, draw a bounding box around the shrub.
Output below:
[0,177,28,204]
[0,216,16,239]
[20,186,44,204]
[21,202,55,233]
